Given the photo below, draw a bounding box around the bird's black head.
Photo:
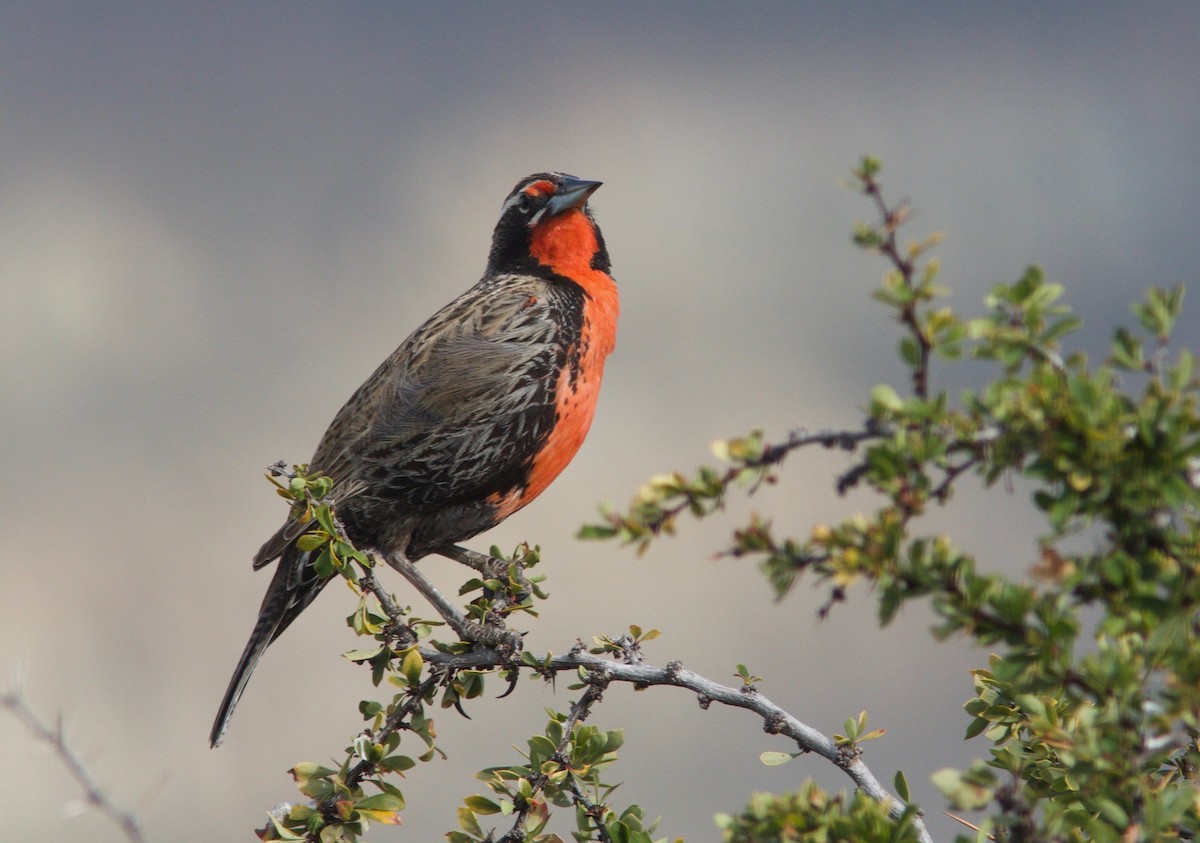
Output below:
[487,172,608,274]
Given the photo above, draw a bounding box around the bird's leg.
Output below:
[383,552,523,653]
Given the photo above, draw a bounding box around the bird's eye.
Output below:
[517,192,535,213]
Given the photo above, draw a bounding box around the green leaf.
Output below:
[380,754,415,773]
[870,384,904,415]
[932,767,994,811]
[853,223,883,248]
[311,546,334,578]
[578,522,618,540]
[963,717,989,740]
[356,792,404,824]
[314,504,337,535]
[759,751,796,766]
[899,336,922,368]
[463,795,501,815]
[1170,347,1194,390]
[296,532,326,552]
[290,762,336,780]
[1110,326,1144,370]
[343,647,385,662]
[401,648,424,684]
[457,807,483,837]
[289,762,336,800]
[842,716,858,741]
[603,728,625,752]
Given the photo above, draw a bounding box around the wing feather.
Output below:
[309,280,562,511]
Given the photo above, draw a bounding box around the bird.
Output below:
[210,173,618,747]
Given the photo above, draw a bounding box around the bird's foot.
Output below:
[458,621,524,699]
[460,621,524,657]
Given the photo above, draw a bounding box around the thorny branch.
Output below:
[368,555,933,843]
[498,675,610,843]
[859,170,932,399]
[615,423,889,541]
[762,424,888,466]
[344,673,440,790]
[444,643,928,843]
[2,688,148,843]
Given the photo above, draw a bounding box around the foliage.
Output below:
[714,782,923,843]
[588,157,1200,841]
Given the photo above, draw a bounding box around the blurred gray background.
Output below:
[2,3,1198,841]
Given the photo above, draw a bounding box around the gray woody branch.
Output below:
[415,642,934,843]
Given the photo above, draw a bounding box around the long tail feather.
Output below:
[210,548,327,747]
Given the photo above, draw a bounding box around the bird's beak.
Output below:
[546,176,602,216]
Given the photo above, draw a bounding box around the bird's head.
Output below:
[488,172,609,276]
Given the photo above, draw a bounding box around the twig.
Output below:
[932,455,981,503]
[1,689,147,843]
[656,423,889,525]
[344,673,441,790]
[498,676,610,843]
[761,424,887,465]
[860,172,931,399]
[357,565,405,620]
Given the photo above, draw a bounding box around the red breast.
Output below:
[490,193,619,518]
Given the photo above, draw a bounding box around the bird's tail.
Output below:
[209,545,328,747]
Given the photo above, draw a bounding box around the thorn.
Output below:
[452,697,472,720]
[496,671,520,699]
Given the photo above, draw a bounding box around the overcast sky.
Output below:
[3,4,1199,841]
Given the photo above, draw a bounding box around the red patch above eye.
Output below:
[524,180,557,198]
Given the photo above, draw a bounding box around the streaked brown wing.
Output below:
[312,280,564,511]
